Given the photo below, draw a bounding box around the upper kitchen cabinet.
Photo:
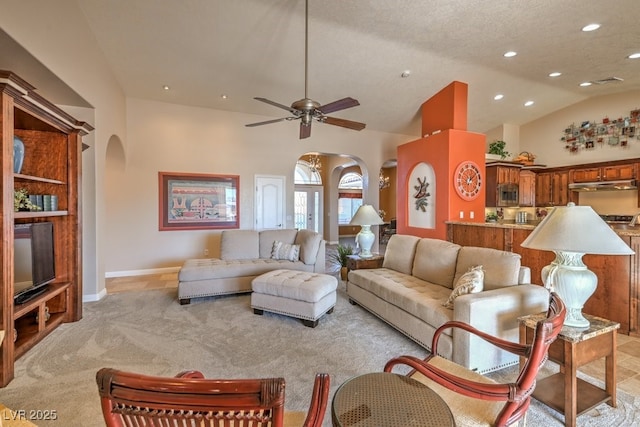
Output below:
[519,170,536,207]
[572,163,636,182]
[536,170,572,207]
[485,163,522,207]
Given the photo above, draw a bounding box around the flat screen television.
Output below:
[14,222,56,304]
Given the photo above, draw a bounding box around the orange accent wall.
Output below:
[397,81,486,240]
[421,81,468,137]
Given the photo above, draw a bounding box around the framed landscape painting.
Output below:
[159,172,239,231]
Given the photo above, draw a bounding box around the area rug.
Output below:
[2,282,638,426]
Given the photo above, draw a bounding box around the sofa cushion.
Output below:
[382,234,421,275]
[271,241,300,261]
[294,229,322,265]
[443,265,484,309]
[412,238,461,289]
[259,229,298,259]
[221,230,259,260]
[348,268,454,336]
[453,246,521,291]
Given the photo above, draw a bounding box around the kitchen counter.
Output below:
[445,220,640,236]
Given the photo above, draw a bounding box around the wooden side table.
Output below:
[346,254,384,273]
[518,313,619,427]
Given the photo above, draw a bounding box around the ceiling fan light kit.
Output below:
[245,0,365,139]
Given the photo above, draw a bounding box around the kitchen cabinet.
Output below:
[572,164,636,182]
[519,170,536,207]
[536,171,571,207]
[485,164,521,207]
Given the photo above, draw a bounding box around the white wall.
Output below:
[520,90,640,167]
[0,0,127,301]
[103,98,412,273]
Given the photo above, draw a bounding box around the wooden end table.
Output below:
[346,254,384,273]
[518,313,619,427]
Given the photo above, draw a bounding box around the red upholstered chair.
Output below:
[96,368,330,427]
[384,292,566,427]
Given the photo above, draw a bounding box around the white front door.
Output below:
[255,175,285,229]
[294,185,323,233]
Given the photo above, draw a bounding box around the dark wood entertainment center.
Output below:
[0,71,92,386]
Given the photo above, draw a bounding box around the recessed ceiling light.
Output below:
[582,23,600,32]
[580,82,592,87]
[494,94,504,100]
[629,53,640,59]
[524,100,534,107]
[503,51,517,58]
[549,72,562,77]
[162,85,170,90]
[221,94,228,99]
[401,70,411,78]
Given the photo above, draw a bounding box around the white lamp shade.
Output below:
[350,205,384,258]
[521,203,633,328]
[521,203,633,255]
[349,205,385,226]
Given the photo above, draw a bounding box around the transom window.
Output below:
[295,160,322,185]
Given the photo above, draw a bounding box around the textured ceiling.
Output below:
[4,0,640,136]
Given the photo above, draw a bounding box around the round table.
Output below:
[331,372,455,426]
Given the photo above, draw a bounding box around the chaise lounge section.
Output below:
[347,234,550,373]
[178,229,325,304]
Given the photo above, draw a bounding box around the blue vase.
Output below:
[13,136,25,174]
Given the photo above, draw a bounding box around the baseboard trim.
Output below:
[83,288,107,302]
[105,266,181,278]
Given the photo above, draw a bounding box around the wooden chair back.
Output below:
[96,368,329,427]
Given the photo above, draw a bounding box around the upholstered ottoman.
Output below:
[251,269,338,328]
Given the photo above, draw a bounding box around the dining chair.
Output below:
[96,368,330,427]
[384,292,566,427]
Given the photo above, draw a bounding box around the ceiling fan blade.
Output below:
[322,116,366,131]
[318,97,360,114]
[300,122,312,139]
[254,97,296,113]
[245,117,290,127]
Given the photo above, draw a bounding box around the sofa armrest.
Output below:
[518,266,531,284]
[451,284,550,371]
[313,240,326,273]
[453,284,549,327]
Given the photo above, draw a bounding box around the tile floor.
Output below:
[105,271,640,398]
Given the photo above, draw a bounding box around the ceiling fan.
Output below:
[245,0,366,139]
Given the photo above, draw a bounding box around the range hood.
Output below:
[568,179,637,192]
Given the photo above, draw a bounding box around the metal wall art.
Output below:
[413,177,430,212]
[561,108,640,153]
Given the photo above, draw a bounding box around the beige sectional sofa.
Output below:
[178,229,325,304]
[347,234,549,373]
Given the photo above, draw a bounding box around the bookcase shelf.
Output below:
[0,70,93,387]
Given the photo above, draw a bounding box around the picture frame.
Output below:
[158,172,239,231]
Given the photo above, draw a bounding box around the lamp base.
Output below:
[542,251,596,328]
[356,225,375,258]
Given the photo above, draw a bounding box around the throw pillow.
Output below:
[442,265,484,309]
[271,240,300,262]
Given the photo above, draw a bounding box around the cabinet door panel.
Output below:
[572,168,600,182]
[602,164,636,181]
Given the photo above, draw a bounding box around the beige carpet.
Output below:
[2,282,638,426]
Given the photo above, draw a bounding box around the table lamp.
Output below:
[349,204,384,258]
[521,202,634,328]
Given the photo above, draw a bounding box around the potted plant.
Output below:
[488,140,511,160]
[329,244,354,280]
[14,188,40,212]
[485,212,499,223]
